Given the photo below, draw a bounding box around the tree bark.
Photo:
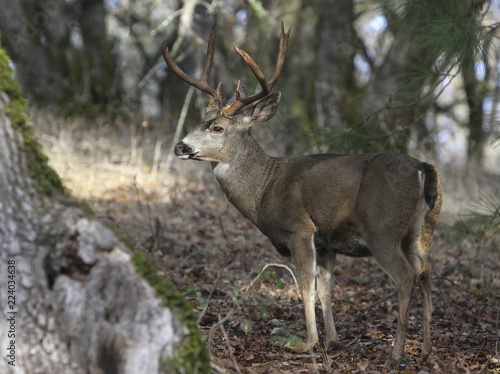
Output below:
[0,48,207,374]
[313,0,355,129]
[463,56,486,173]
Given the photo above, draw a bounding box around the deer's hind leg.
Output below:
[364,236,418,363]
[419,258,432,362]
[405,228,435,363]
[316,248,338,349]
[403,195,441,363]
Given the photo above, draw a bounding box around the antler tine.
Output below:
[162,22,220,98]
[270,22,291,87]
[201,22,217,83]
[221,22,291,116]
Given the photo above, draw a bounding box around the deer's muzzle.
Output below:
[174,141,197,160]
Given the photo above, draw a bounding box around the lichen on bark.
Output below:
[0,38,65,196]
[131,251,210,374]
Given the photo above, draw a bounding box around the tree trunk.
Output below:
[78,0,119,107]
[0,47,208,374]
[0,0,121,114]
[0,0,68,105]
[463,51,486,173]
[313,0,355,129]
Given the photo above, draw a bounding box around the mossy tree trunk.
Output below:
[0,46,208,374]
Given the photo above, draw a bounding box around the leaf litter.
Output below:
[45,146,500,374]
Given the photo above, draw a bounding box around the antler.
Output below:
[162,22,290,115]
[220,22,291,117]
[162,22,222,110]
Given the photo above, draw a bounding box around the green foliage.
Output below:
[241,318,254,333]
[0,40,65,196]
[231,279,240,306]
[385,0,487,70]
[253,266,286,290]
[187,273,207,307]
[450,193,500,250]
[410,3,482,57]
[131,251,210,374]
[270,327,303,348]
[247,0,267,20]
[306,121,410,154]
[492,129,500,146]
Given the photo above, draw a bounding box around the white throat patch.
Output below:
[214,163,230,179]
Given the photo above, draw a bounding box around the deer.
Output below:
[162,22,442,365]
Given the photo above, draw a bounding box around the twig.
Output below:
[196,251,232,325]
[210,361,228,373]
[173,252,197,273]
[208,307,237,351]
[496,308,500,360]
[293,354,316,359]
[320,344,334,374]
[151,138,162,174]
[310,347,320,374]
[243,263,299,295]
[435,274,480,297]
[433,288,480,323]
[365,290,398,312]
[133,178,155,239]
[164,86,195,171]
[435,275,498,325]
[151,9,184,36]
[472,339,487,366]
[196,208,234,325]
[437,254,481,278]
[219,324,242,374]
[207,262,298,350]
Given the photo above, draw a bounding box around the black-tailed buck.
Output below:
[163,22,442,364]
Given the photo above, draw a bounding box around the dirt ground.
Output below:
[39,122,500,374]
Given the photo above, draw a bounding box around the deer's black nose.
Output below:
[174,141,189,156]
[174,141,197,159]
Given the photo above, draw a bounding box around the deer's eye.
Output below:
[211,126,224,134]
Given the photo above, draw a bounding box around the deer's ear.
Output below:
[241,92,281,127]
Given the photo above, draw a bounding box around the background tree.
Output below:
[0,0,120,114]
[0,0,498,171]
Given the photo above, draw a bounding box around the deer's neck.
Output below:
[212,135,278,224]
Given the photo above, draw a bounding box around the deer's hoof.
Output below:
[294,340,317,353]
[422,345,434,364]
[422,353,436,368]
[328,340,342,351]
[385,356,403,370]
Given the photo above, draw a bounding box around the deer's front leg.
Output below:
[291,234,319,352]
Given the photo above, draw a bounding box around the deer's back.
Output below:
[257,152,431,257]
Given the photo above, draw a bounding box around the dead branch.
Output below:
[207,262,298,351]
[365,291,398,313]
[219,324,243,374]
[243,263,299,294]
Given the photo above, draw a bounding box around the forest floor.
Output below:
[40,123,500,374]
